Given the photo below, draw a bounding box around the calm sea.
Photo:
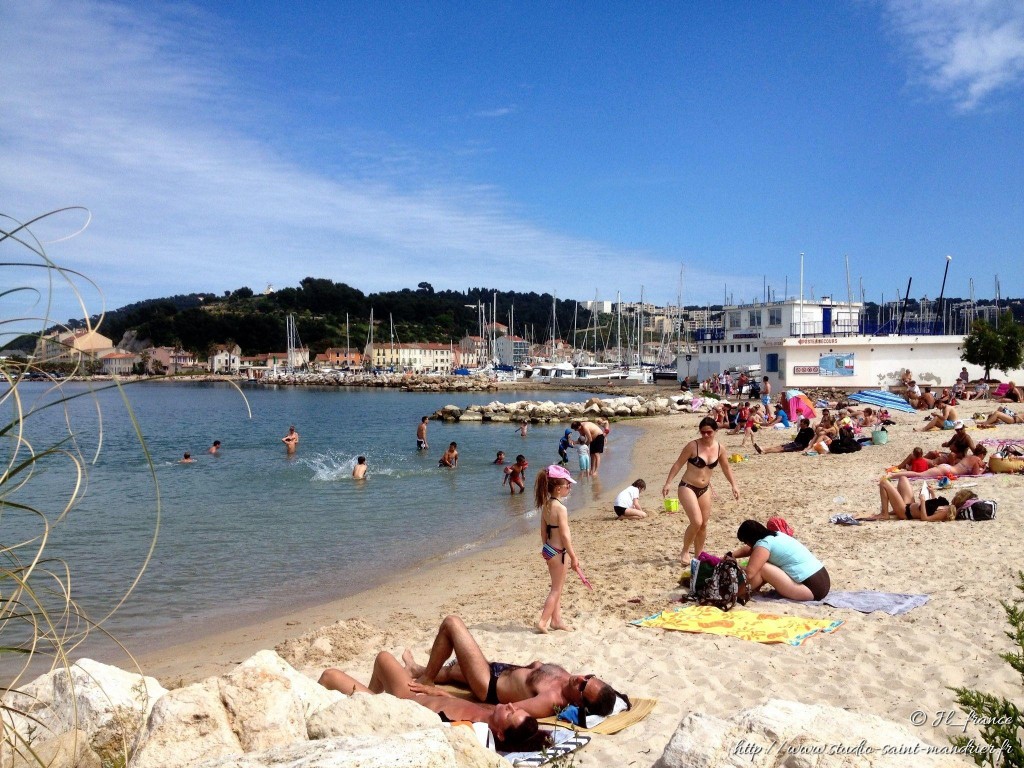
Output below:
[2,382,636,661]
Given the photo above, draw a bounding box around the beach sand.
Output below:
[137,405,1024,765]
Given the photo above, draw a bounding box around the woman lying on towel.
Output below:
[865,476,956,522]
[729,520,830,601]
[977,406,1024,428]
[319,652,550,752]
[887,445,987,479]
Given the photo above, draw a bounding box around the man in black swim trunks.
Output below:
[571,420,606,476]
[405,614,618,720]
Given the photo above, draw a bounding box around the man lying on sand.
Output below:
[318,651,548,751]
[401,614,618,720]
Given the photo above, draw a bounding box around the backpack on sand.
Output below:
[695,555,749,611]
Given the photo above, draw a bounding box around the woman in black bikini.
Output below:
[866,475,956,521]
[662,417,741,563]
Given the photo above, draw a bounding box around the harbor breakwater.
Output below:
[429,393,694,423]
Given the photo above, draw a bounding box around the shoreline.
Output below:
[132,406,1024,764]
[132,421,647,682]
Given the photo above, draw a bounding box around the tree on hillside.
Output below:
[961,312,1024,379]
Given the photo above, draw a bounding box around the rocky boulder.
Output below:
[131,677,242,768]
[653,699,966,767]
[0,658,166,765]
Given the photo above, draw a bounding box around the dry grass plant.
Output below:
[0,208,163,766]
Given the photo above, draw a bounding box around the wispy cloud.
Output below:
[474,106,517,118]
[0,1,739,323]
[883,0,1024,111]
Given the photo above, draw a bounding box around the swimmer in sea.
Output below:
[208,440,221,455]
[180,452,195,463]
[282,425,299,454]
[352,456,367,479]
[439,442,459,468]
[417,416,429,451]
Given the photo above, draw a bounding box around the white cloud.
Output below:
[884,0,1024,110]
[0,1,743,325]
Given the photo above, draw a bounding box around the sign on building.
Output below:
[819,353,855,377]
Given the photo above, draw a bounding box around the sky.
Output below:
[2,0,1023,328]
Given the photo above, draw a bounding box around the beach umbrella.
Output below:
[848,390,916,413]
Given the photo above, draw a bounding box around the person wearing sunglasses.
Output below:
[662,416,740,563]
[402,614,620,721]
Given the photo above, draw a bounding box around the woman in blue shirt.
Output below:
[730,520,830,601]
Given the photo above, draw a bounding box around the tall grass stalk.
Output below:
[1,209,161,766]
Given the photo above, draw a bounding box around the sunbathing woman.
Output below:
[865,476,954,521]
[888,445,988,479]
[536,464,579,633]
[319,652,548,751]
[729,519,830,601]
[662,417,740,563]
[977,406,1024,428]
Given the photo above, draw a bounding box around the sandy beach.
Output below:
[136,402,1023,765]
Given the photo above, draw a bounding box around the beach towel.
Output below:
[756,590,929,615]
[540,696,657,734]
[502,725,590,767]
[631,605,843,645]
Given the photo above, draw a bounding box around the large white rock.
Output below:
[235,651,342,722]
[131,677,243,768]
[219,661,306,752]
[307,691,442,740]
[7,729,103,768]
[195,728,465,767]
[0,658,165,763]
[653,699,968,768]
[442,724,511,768]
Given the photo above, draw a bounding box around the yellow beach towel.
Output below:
[632,605,843,646]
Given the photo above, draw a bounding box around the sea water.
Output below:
[2,382,636,660]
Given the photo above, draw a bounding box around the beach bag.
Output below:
[955,499,997,521]
[695,555,749,611]
[871,428,888,445]
[689,558,715,592]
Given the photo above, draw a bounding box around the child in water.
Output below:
[575,435,591,478]
[503,455,528,494]
[536,464,579,633]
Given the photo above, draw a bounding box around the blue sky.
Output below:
[2,1,1023,328]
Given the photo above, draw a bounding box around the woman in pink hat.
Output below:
[535,464,579,633]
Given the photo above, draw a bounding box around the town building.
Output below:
[148,346,196,374]
[208,344,242,374]
[759,334,1024,390]
[34,329,115,365]
[314,347,363,369]
[364,342,453,372]
[681,298,864,382]
[99,351,140,376]
[494,335,530,368]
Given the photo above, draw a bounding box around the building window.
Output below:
[729,312,741,328]
[745,344,750,352]
[748,310,762,327]
[766,353,779,373]
[769,308,782,326]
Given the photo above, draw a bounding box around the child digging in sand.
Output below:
[536,464,580,633]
